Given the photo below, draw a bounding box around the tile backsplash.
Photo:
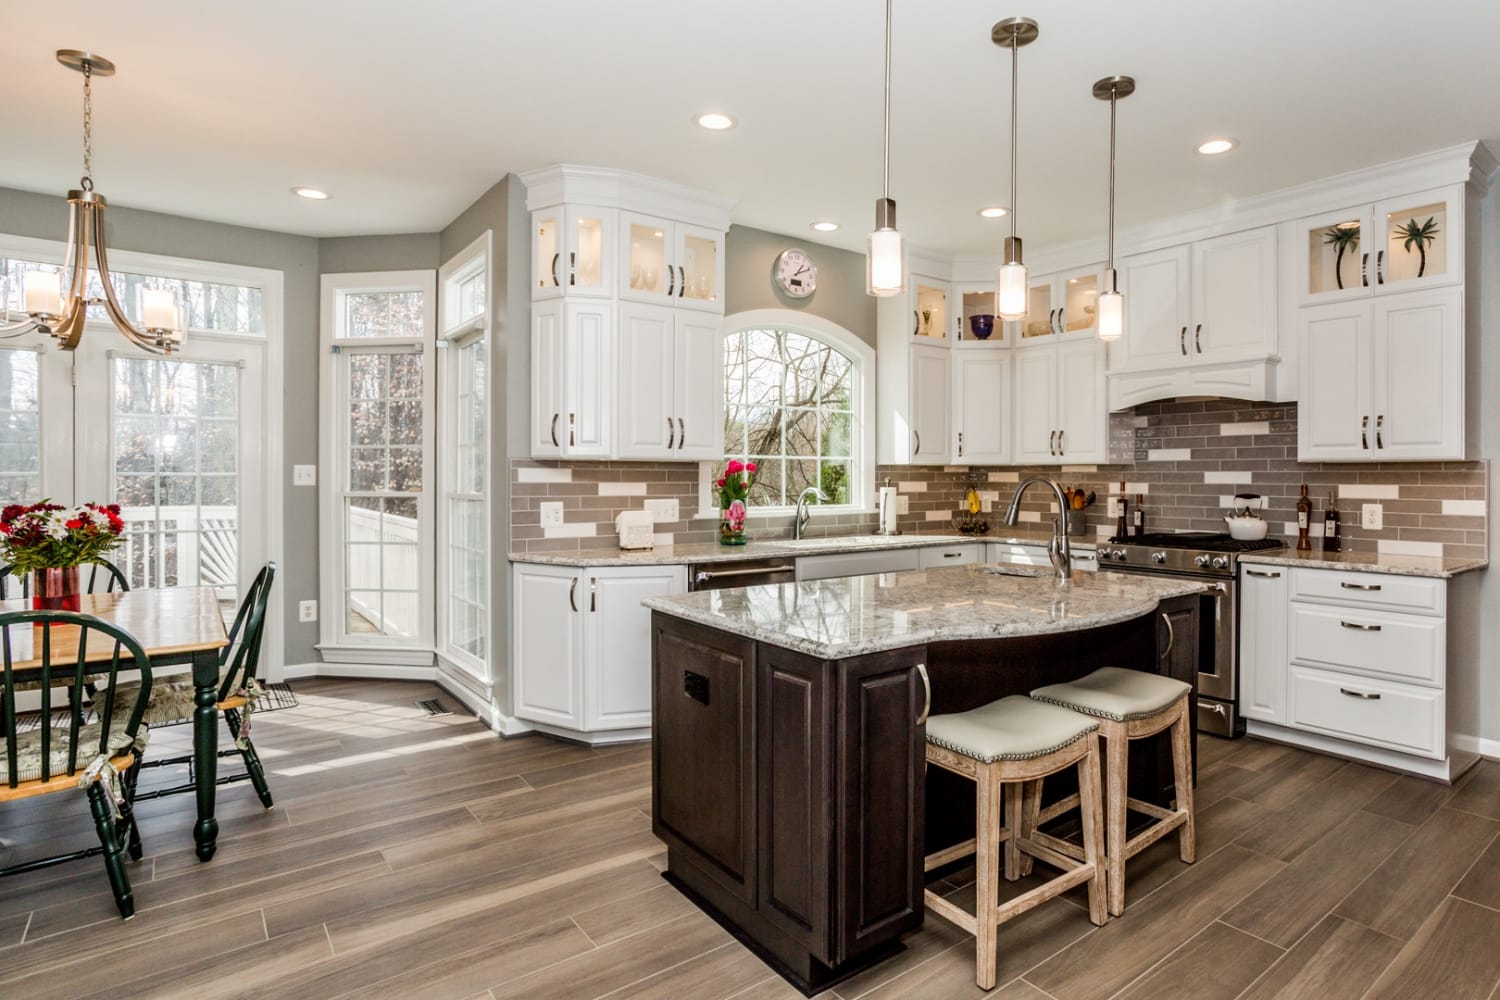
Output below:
[511,399,1487,560]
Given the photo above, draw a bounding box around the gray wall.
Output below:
[318,234,439,275]
[724,225,877,347]
[1479,172,1500,743]
[0,185,324,666]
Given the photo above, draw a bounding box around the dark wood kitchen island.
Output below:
[645,563,1206,994]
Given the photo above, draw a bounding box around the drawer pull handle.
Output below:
[1340,581,1382,591]
[1340,687,1381,700]
[1245,569,1281,579]
[1340,621,1382,632]
[916,662,931,726]
[943,552,962,559]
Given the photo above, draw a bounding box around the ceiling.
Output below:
[4,1,1499,257]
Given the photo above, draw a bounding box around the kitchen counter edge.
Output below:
[1239,549,1488,579]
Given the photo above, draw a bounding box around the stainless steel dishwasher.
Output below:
[687,556,797,591]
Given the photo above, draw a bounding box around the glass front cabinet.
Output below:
[1006,265,1103,341]
[1296,185,1463,305]
[532,205,613,299]
[620,213,724,313]
[910,277,950,343]
[956,284,1005,346]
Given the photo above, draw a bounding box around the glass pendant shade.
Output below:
[22,271,63,316]
[1097,289,1123,341]
[867,228,905,296]
[997,261,1028,320]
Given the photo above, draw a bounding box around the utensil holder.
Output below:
[1065,509,1087,537]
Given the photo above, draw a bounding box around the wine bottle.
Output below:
[1132,493,1146,538]
[1115,481,1128,540]
[1296,484,1312,551]
[1323,492,1341,553]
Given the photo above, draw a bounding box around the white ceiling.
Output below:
[4,1,1499,257]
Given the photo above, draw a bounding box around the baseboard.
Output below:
[1245,720,1472,782]
[1452,733,1500,761]
[291,662,438,682]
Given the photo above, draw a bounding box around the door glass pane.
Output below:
[960,290,999,343]
[1063,273,1099,332]
[534,213,559,291]
[914,283,947,340]
[0,349,40,506]
[1382,200,1448,285]
[627,224,668,295]
[110,357,239,605]
[572,213,605,291]
[680,232,718,303]
[1022,282,1053,339]
[1308,218,1363,296]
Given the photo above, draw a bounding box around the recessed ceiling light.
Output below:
[810,221,840,233]
[291,186,330,200]
[977,206,1008,219]
[696,112,736,131]
[1196,138,1237,156]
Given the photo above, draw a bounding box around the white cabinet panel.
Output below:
[674,312,724,458]
[953,353,1010,465]
[1239,565,1289,725]
[1296,302,1373,460]
[617,303,676,457]
[796,547,921,582]
[1289,604,1443,687]
[583,566,688,730]
[918,543,982,569]
[1114,244,1192,372]
[1014,346,1058,464]
[1193,227,1278,363]
[1289,666,1444,760]
[910,345,950,463]
[562,301,613,457]
[530,300,565,457]
[1373,286,1463,459]
[1289,568,1444,616]
[513,564,584,728]
[1056,340,1105,463]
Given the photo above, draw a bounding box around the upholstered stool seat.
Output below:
[1028,667,1195,917]
[923,695,1108,990]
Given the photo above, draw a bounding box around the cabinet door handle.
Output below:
[1160,611,1175,662]
[1339,581,1382,591]
[913,310,920,336]
[666,417,676,450]
[678,265,687,298]
[1048,430,1057,456]
[916,662,931,726]
[550,413,560,447]
[1053,308,1062,335]
[590,577,597,612]
[1180,326,1187,355]
[1194,324,1203,353]
[568,251,576,286]
[666,264,675,297]
[1340,621,1382,632]
[569,412,576,447]
[1245,569,1281,578]
[1361,252,1369,288]
[1058,429,1065,455]
[678,417,686,449]
[913,430,921,455]
[550,253,560,287]
[1376,414,1384,449]
[569,577,578,613]
[1376,250,1385,285]
[957,430,964,457]
[1340,687,1381,700]
[1361,415,1369,450]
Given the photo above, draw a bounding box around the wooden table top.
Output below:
[0,587,229,669]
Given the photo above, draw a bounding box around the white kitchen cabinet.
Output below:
[513,561,688,741]
[530,299,613,458]
[1192,227,1278,363]
[1013,345,1058,464]
[1011,265,1104,342]
[1113,244,1192,372]
[1238,564,1289,725]
[620,212,725,313]
[617,303,721,459]
[955,283,1008,346]
[911,276,951,343]
[1013,340,1107,465]
[1298,285,1463,461]
[952,352,1011,465]
[1294,185,1464,306]
[531,203,614,300]
[910,345,950,463]
[918,543,982,569]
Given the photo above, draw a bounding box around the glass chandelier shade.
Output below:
[866,0,905,298]
[1094,75,1134,343]
[993,18,1037,322]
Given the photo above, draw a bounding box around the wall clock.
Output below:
[774,248,817,298]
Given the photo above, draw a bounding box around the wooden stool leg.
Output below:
[974,766,1003,991]
[1076,733,1108,927]
[1003,779,1023,881]
[1104,723,1129,918]
[1018,779,1042,878]
[1171,700,1196,864]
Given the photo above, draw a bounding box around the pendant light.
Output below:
[992,17,1038,321]
[866,0,905,296]
[1094,75,1134,342]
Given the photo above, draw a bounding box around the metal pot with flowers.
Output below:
[713,459,757,545]
[0,501,125,610]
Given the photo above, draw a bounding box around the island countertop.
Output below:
[643,564,1206,659]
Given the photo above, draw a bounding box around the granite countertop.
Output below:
[511,526,1096,568]
[642,564,1205,659]
[1239,549,1488,579]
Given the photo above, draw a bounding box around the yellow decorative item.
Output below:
[967,488,981,515]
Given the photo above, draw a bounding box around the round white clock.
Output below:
[774,248,817,298]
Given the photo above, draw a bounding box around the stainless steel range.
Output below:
[1097,532,1286,738]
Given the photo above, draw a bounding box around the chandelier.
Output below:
[1,50,182,354]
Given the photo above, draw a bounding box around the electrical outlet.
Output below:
[1361,503,1383,531]
[540,502,565,527]
[293,464,317,486]
[298,600,318,623]
[643,498,679,522]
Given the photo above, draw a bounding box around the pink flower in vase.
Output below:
[726,499,747,531]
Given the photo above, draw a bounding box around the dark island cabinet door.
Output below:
[834,648,927,964]
[653,615,758,906]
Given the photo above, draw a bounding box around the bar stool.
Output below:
[924,695,1108,990]
[1029,667,1194,917]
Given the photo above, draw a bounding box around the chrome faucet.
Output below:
[794,487,829,540]
[1003,477,1072,582]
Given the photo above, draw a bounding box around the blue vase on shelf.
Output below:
[969,314,995,340]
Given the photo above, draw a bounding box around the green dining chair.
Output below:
[0,610,153,919]
[126,563,277,809]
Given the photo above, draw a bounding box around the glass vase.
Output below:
[719,509,747,546]
[30,565,81,612]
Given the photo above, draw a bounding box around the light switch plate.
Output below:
[540,502,565,527]
[298,600,317,623]
[643,499,679,522]
[896,495,910,515]
[293,464,316,486]
[1361,503,1383,530]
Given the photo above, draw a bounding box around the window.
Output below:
[320,271,436,661]
[0,348,40,504]
[717,312,873,512]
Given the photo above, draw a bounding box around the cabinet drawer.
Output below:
[797,548,921,582]
[1289,604,1443,686]
[1289,666,1443,759]
[918,544,981,570]
[1290,568,1444,616]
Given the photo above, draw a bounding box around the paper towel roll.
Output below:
[878,485,900,534]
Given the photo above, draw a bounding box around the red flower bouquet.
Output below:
[713,460,757,545]
[0,501,125,574]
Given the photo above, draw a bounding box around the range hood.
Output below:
[1107,359,1282,412]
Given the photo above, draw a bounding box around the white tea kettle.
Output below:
[1224,493,1269,541]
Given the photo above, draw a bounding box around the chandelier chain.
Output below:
[80,61,94,192]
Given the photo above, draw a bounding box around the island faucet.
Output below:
[1003,477,1072,581]
[794,486,829,540]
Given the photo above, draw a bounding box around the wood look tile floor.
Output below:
[2,678,1499,999]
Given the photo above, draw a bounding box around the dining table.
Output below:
[1,586,231,862]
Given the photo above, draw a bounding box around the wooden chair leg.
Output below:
[87,782,134,919]
[1076,734,1108,927]
[1017,779,1042,878]
[226,709,274,809]
[1171,701,1196,864]
[118,760,145,861]
[1104,724,1129,918]
[1003,779,1023,881]
[974,767,1003,991]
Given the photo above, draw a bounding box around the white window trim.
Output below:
[435,232,492,682]
[699,308,877,519]
[318,269,437,664]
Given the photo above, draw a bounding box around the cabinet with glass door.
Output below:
[619,213,724,313]
[953,284,1007,347]
[1295,185,1463,306]
[531,205,613,299]
[909,276,950,344]
[1008,265,1103,342]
